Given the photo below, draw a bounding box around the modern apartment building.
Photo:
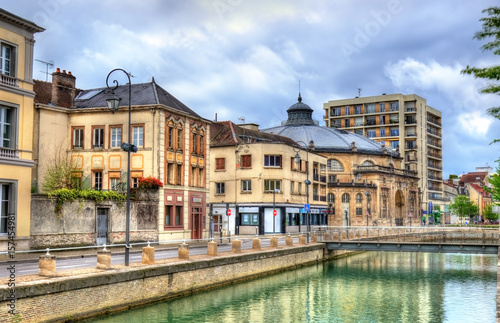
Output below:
[0,9,44,250]
[323,93,444,217]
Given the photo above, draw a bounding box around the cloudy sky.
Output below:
[3,0,500,177]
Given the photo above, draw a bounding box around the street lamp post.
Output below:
[105,68,136,266]
[409,195,413,228]
[293,140,314,243]
[365,191,370,227]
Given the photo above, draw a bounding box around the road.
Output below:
[0,236,290,278]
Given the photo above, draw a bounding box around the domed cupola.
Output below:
[284,93,315,125]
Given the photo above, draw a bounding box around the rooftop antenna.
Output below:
[358,88,362,97]
[35,59,54,82]
[237,116,245,123]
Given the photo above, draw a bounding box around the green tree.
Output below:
[483,204,498,223]
[41,143,78,193]
[485,166,500,201]
[449,196,478,225]
[461,7,500,143]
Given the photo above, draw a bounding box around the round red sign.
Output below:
[227,209,231,216]
[273,209,277,216]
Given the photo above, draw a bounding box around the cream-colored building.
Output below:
[0,9,44,250]
[323,93,443,220]
[34,70,211,243]
[210,121,329,235]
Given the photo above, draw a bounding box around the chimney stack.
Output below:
[51,68,76,108]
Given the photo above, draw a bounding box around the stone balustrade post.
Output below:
[311,233,318,243]
[252,237,261,250]
[97,246,112,269]
[178,241,190,260]
[207,240,218,256]
[270,236,279,248]
[142,242,155,265]
[39,248,56,276]
[285,234,293,246]
[299,234,306,245]
[232,237,242,253]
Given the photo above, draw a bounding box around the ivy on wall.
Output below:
[48,189,126,216]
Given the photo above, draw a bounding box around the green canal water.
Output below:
[87,252,497,323]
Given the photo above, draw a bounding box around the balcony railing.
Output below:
[353,165,418,177]
[0,147,19,158]
[427,140,442,148]
[0,74,18,87]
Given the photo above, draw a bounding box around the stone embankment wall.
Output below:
[0,245,344,322]
[30,193,158,249]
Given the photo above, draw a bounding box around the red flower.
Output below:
[138,176,163,189]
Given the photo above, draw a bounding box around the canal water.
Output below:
[87,252,497,322]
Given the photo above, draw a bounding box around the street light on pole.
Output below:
[408,194,413,228]
[105,68,136,266]
[365,191,370,227]
[293,140,315,243]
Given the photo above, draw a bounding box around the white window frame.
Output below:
[241,179,251,192]
[0,42,15,76]
[110,126,121,148]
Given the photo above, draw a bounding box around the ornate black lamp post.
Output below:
[105,68,137,266]
[365,191,370,227]
[293,140,314,243]
[409,195,413,228]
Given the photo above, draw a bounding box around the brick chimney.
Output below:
[51,68,76,108]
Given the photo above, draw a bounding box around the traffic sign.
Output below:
[409,212,412,218]
[273,209,277,216]
[304,204,310,211]
[227,209,231,216]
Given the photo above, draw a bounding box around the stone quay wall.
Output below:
[0,244,342,323]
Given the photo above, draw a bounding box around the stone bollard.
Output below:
[324,232,330,241]
[142,242,155,265]
[252,237,261,250]
[285,235,293,246]
[311,234,318,243]
[178,241,190,260]
[333,232,339,240]
[39,249,56,276]
[270,236,279,248]
[232,238,242,253]
[97,247,112,269]
[207,240,218,256]
[298,235,306,245]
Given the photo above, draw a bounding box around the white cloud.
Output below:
[458,112,493,136]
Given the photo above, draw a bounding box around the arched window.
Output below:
[328,159,344,171]
[341,193,350,203]
[328,193,335,203]
[361,160,374,166]
[355,193,363,203]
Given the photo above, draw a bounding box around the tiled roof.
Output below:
[461,172,488,183]
[210,121,298,147]
[73,80,201,118]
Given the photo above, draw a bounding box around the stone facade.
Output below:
[30,194,158,249]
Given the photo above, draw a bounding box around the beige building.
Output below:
[210,121,329,235]
[0,9,44,250]
[323,93,443,219]
[211,94,420,232]
[34,70,211,243]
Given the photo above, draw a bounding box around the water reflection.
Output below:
[88,252,496,323]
